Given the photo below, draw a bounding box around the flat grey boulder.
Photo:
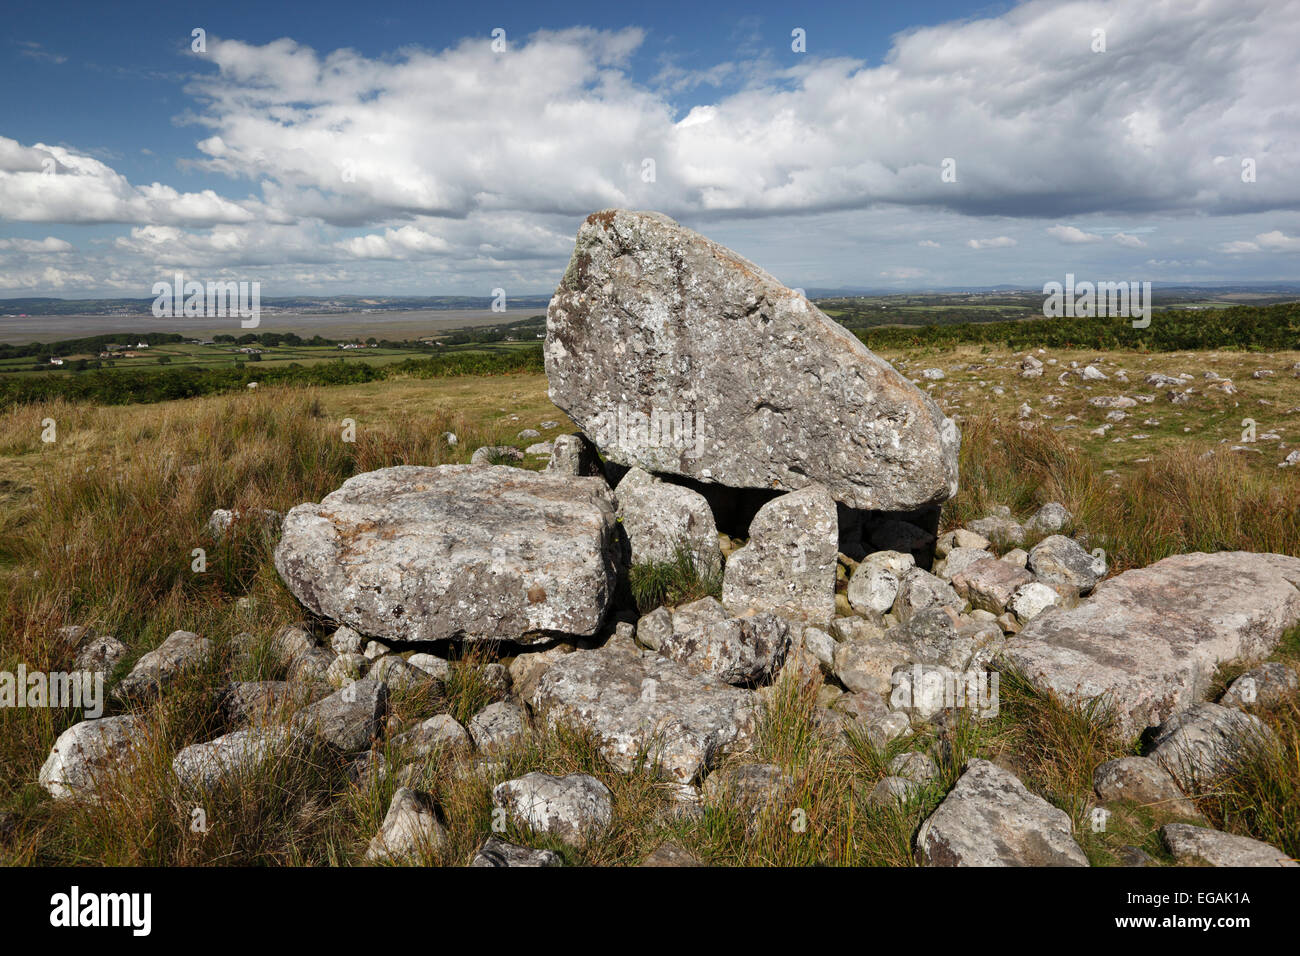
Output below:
[274,465,620,644]
[615,468,721,576]
[1026,535,1107,595]
[366,787,446,863]
[492,772,613,846]
[656,597,791,685]
[951,557,1034,615]
[915,759,1089,866]
[173,726,295,790]
[1146,702,1272,791]
[468,701,530,752]
[393,714,472,757]
[1092,756,1199,817]
[38,715,146,800]
[292,679,387,753]
[113,630,212,703]
[722,485,838,623]
[471,836,563,867]
[1160,823,1296,867]
[544,210,959,511]
[1002,552,1300,738]
[533,646,757,784]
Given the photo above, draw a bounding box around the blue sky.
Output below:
[1,0,1297,297]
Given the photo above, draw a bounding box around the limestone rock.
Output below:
[38,716,145,800]
[533,647,757,784]
[722,486,838,623]
[366,788,446,863]
[1003,552,1300,738]
[1092,756,1199,817]
[1146,702,1272,790]
[470,836,563,867]
[656,597,791,685]
[915,759,1089,866]
[113,630,212,703]
[492,772,613,846]
[274,465,620,643]
[544,209,960,511]
[1160,823,1296,867]
[615,468,722,576]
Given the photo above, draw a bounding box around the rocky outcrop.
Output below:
[1002,552,1300,738]
[544,210,959,511]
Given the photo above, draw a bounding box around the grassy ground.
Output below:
[0,349,1297,866]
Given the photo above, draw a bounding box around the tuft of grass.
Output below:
[627,544,723,614]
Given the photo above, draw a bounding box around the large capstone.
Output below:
[545,210,960,511]
[274,465,620,644]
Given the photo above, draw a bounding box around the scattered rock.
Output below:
[951,557,1034,614]
[468,701,530,752]
[533,647,757,784]
[846,562,901,615]
[1092,756,1199,817]
[38,716,145,800]
[915,759,1089,866]
[72,632,129,676]
[1220,662,1299,708]
[639,842,702,867]
[492,772,614,846]
[470,836,563,867]
[220,680,329,725]
[393,714,472,757]
[1160,823,1296,867]
[892,568,964,623]
[1026,535,1106,594]
[113,630,213,703]
[293,679,388,753]
[173,726,294,790]
[1003,553,1300,738]
[366,788,446,863]
[1024,503,1071,535]
[1147,703,1272,790]
[470,445,523,465]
